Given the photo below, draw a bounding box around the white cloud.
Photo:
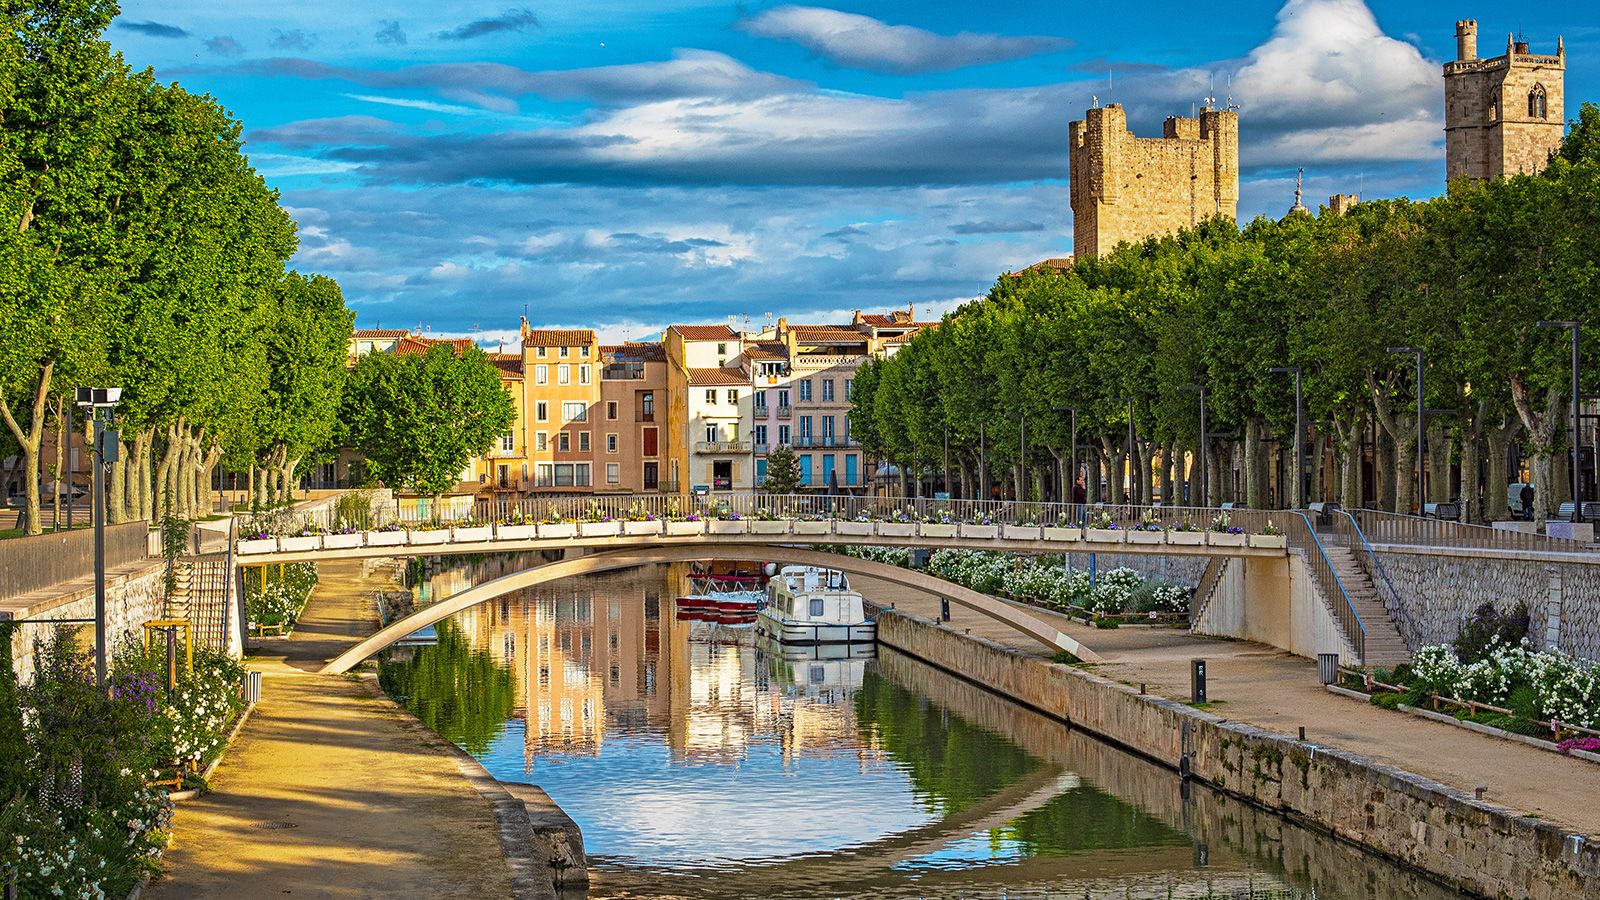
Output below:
[344,93,480,115]
[739,6,1070,74]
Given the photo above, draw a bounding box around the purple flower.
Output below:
[1227,526,1244,535]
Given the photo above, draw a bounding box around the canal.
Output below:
[379,559,1461,899]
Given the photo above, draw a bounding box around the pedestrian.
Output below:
[1072,479,1087,505]
[1520,483,1535,519]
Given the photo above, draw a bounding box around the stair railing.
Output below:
[1187,557,1228,630]
[1285,511,1366,662]
[1331,510,1419,651]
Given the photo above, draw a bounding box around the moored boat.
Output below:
[756,566,875,646]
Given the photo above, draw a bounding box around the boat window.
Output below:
[810,598,825,617]
[810,666,825,684]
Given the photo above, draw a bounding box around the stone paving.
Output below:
[857,575,1600,839]
[147,561,518,899]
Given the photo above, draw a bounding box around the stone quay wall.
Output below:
[876,608,1600,899]
[1374,546,1600,662]
[1056,551,1208,588]
[5,562,167,684]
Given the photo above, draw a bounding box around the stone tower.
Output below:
[1068,103,1239,259]
[1444,20,1566,181]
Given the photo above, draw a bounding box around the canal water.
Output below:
[379,560,1460,900]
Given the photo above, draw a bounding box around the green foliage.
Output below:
[245,562,318,629]
[762,444,804,494]
[1452,602,1530,664]
[341,344,515,497]
[1370,691,1405,710]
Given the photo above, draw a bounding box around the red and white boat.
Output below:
[674,589,763,624]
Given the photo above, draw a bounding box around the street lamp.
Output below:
[1537,321,1584,522]
[1052,404,1078,504]
[1268,367,1304,508]
[1178,384,1207,507]
[1388,347,1425,513]
[75,387,122,687]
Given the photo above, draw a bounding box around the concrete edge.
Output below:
[878,606,1596,850]
[169,701,257,802]
[353,669,555,900]
[1322,683,1600,765]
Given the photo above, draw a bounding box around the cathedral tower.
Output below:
[1443,19,1565,181]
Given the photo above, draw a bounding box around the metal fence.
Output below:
[0,521,152,602]
[1283,512,1366,662]
[1349,509,1587,553]
[1324,511,1419,651]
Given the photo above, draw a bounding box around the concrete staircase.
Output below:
[1320,545,1411,667]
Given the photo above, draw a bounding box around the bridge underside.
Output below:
[319,544,1100,674]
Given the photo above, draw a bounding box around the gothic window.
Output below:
[1487,92,1499,122]
[1529,84,1548,119]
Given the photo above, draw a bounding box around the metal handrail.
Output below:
[1187,557,1229,628]
[1286,511,1366,661]
[1333,510,1417,650]
[1350,508,1586,553]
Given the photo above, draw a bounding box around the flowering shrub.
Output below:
[247,563,318,630]
[1087,511,1116,530]
[1557,737,1600,755]
[1406,640,1600,729]
[918,550,1181,617]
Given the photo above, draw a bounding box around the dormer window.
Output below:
[1529,84,1548,119]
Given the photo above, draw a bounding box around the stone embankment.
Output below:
[875,607,1599,899]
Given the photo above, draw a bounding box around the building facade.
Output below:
[1444,20,1566,181]
[520,325,602,493]
[664,325,745,493]
[1067,103,1239,259]
[599,343,668,492]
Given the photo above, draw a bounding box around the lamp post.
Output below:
[1178,385,1207,507]
[1052,405,1078,505]
[75,387,122,687]
[1268,368,1304,508]
[1388,347,1425,513]
[1537,321,1584,522]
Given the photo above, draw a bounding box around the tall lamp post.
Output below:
[1178,384,1207,507]
[1268,367,1304,508]
[75,387,122,687]
[1052,404,1078,505]
[1537,321,1584,522]
[1388,347,1425,513]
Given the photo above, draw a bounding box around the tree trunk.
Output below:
[1336,413,1363,511]
[1243,420,1264,509]
[1484,414,1522,522]
[1509,375,1563,529]
[1369,373,1416,514]
[51,397,65,529]
[1427,423,1451,504]
[134,429,154,521]
[0,360,54,536]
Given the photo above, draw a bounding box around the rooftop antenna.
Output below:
[1226,74,1238,111]
[1108,68,1113,104]
[1204,74,1216,110]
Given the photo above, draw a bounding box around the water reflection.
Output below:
[380,561,1458,900]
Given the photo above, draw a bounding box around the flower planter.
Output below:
[496,524,540,540]
[623,520,662,536]
[409,529,450,545]
[1041,527,1081,542]
[708,520,750,535]
[919,523,957,539]
[323,532,364,550]
[452,526,493,543]
[1167,531,1206,546]
[1207,532,1247,548]
[834,521,874,537]
[366,530,407,547]
[1126,529,1166,545]
[791,521,832,536]
[1249,533,1288,549]
[579,521,619,537]
[665,520,704,536]
[538,522,578,539]
[1085,528,1123,544]
[237,537,278,555]
[279,535,321,552]
[751,520,789,535]
[877,522,916,537]
[1002,524,1041,541]
[959,523,1000,539]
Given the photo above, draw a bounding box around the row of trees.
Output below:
[0,2,354,534]
[851,105,1600,524]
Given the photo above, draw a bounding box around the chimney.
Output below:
[1456,20,1477,61]
[1514,40,1530,55]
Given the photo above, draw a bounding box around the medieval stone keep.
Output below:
[1067,103,1239,259]
[1444,19,1566,181]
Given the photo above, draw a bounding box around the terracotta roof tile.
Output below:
[744,342,789,361]
[689,367,748,386]
[395,336,474,356]
[609,342,666,362]
[490,353,524,377]
[789,325,868,342]
[670,324,738,340]
[353,328,410,338]
[522,328,595,347]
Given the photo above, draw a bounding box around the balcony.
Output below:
[791,436,857,449]
[775,405,792,419]
[695,440,753,454]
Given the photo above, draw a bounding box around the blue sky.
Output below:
[111,1,1595,344]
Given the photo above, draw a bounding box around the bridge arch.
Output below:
[320,544,1098,674]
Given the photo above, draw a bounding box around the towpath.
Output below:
[857,575,1600,839]
[147,560,521,899]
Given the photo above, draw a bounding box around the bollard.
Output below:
[940,597,950,622]
[1191,659,1207,704]
[1317,652,1339,685]
[1298,726,1306,741]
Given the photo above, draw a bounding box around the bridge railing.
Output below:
[1348,509,1586,553]
[1283,512,1366,662]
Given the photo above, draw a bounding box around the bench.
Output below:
[1423,502,1461,520]
[1220,501,1246,511]
[1556,502,1600,519]
[1308,501,1341,526]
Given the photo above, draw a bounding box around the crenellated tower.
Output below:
[1443,19,1566,181]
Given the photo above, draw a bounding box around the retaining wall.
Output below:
[876,608,1600,899]
[1375,547,1600,661]
[1191,553,1357,662]
[5,562,167,684]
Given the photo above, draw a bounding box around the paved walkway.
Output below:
[857,576,1600,840]
[148,561,516,899]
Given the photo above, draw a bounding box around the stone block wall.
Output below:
[1057,551,1208,588]
[877,609,1600,899]
[7,563,167,685]
[1374,548,1600,661]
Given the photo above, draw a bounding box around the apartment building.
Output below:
[598,343,668,492]
[521,324,602,492]
[663,324,744,493]
[475,352,528,495]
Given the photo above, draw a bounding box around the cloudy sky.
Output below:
[112,1,1594,343]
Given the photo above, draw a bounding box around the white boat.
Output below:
[757,566,876,645]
